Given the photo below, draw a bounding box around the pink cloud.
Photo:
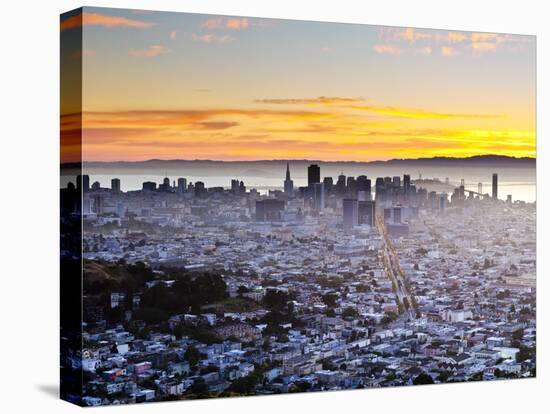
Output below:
[61,11,154,32]
[128,45,169,57]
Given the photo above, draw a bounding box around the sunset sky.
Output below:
[61,7,536,162]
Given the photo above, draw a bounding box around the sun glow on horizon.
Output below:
[61,8,536,163]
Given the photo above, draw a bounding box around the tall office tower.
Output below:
[343,198,359,230]
[116,201,125,218]
[356,175,368,192]
[392,176,401,188]
[365,179,372,199]
[375,177,385,201]
[256,199,285,221]
[284,162,294,195]
[142,181,157,192]
[308,164,321,187]
[403,174,411,194]
[358,200,376,226]
[194,181,206,197]
[158,177,171,192]
[91,194,103,214]
[91,181,101,190]
[478,182,483,195]
[428,191,437,209]
[393,206,402,224]
[384,176,392,186]
[323,176,333,194]
[231,179,240,193]
[347,176,357,195]
[77,174,90,192]
[459,184,465,199]
[313,182,325,210]
[417,188,428,205]
[82,195,91,214]
[177,178,187,194]
[336,173,347,195]
[111,178,121,193]
[439,193,447,210]
[239,181,246,193]
[492,173,498,199]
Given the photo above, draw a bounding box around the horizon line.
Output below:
[67,154,536,165]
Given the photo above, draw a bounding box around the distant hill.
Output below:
[62,154,535,170]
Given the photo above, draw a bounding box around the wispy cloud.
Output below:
[447,32,469,43]
[195,121,239,130]
[441,46,456,57]
[397,27,432,42]
[255,96,363,105]
[128,45,169,57]
[471,42,498,55]
[61,11,154,32]
[345,104,502,120]
[192,33,234,44]
[376,27,533,57]
[77,103,533,162]
[373,44,401,55]
[255,96,503,120]
[83,108,333,129]
[416,46,432,56]
[201,17,249,30]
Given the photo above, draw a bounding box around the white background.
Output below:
[0,0,547,412]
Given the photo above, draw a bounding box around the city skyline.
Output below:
[61,7,536,163]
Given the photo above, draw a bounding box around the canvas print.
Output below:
[60,7,536,407]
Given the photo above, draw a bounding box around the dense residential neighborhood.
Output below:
[63,165,535,406]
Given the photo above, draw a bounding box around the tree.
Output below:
[189,378,208,396]
[517,345,535,363]
[437,371,451,383]
[237,285,250,295]
[342,306,359,318]
[381,311,398,325]
[184,345,201,367]
[263,290,291,310]
[413,373,434,385]
[228,373,260,394]
[385,372,396,381]
[469,372,483,382]
[512,328,524,342]
[322,293,338,307]
[290,381,311,393]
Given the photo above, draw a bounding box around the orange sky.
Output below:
[61,8,536,162]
